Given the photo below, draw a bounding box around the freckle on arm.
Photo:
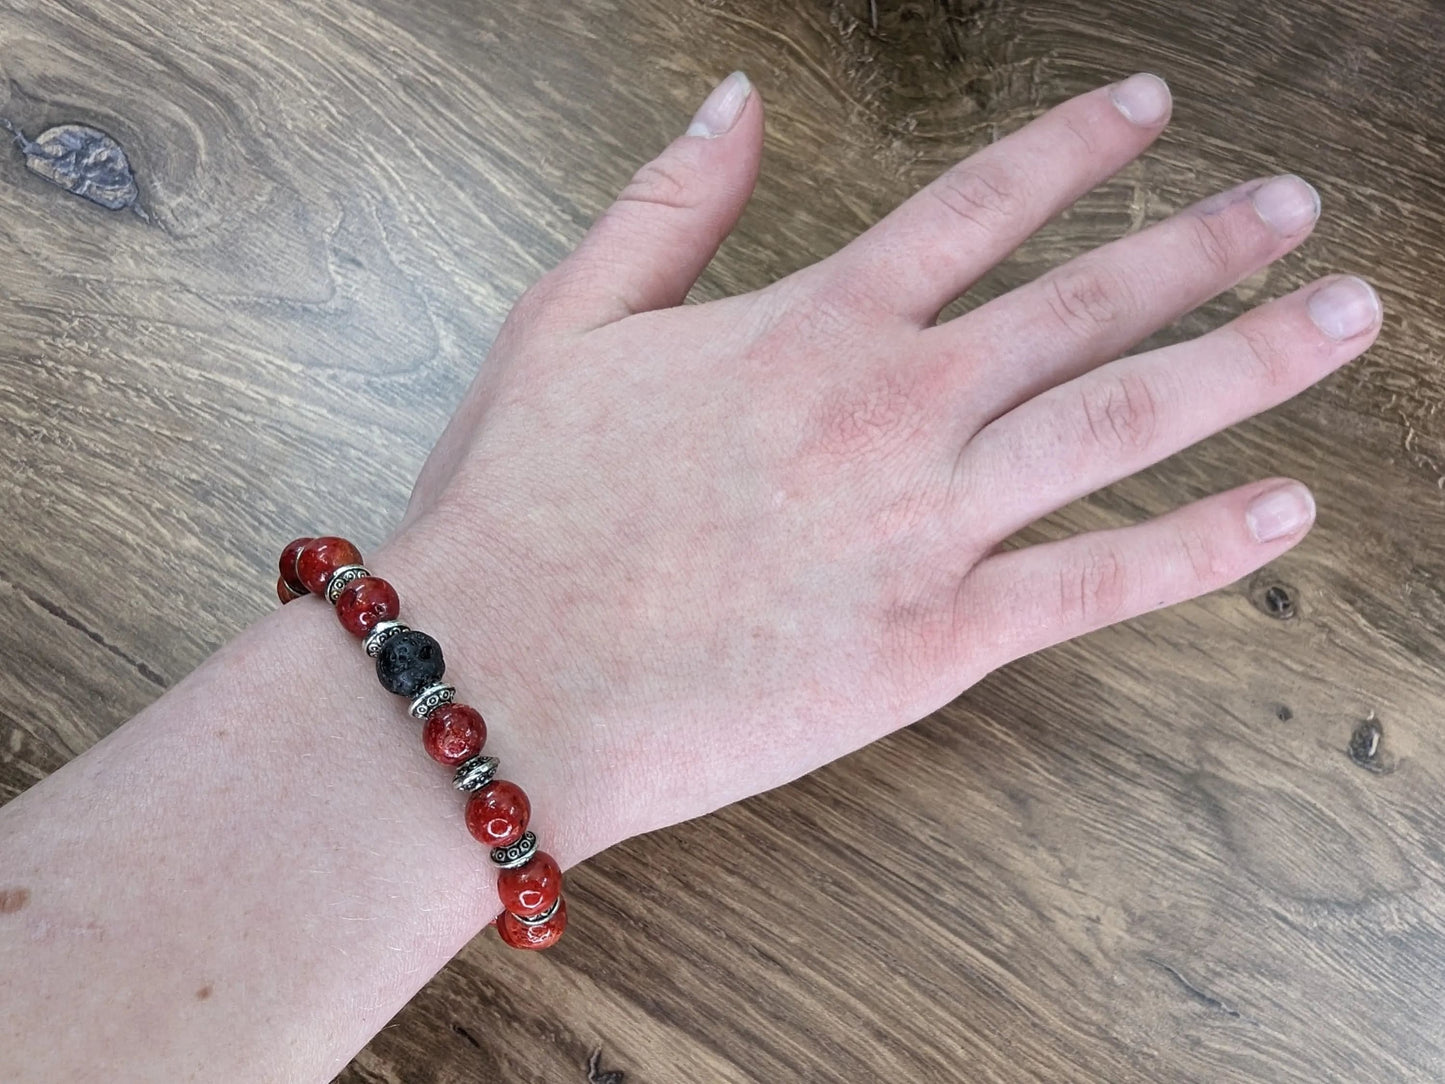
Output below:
[0,887,30,914]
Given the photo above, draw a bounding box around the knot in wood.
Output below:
[1348,716,1393,774]
[13,123,138,210]
[1261,584,1296,619]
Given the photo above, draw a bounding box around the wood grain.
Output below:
[3,0,1444,1080]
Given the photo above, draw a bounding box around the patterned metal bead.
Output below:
[512,896,561,927]
[363,620,408,658]
[409,683,456,719]
[324,564,371,604]
[453,754,500,793]
[490,831,538,869]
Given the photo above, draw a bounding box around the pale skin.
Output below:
[0,72,1382,1080]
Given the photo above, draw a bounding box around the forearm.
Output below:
[0,523,592,1082]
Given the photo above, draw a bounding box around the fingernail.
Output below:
[1306,276,1382,340]
[1251,174,1320,236]
[1109,73,1171,126]
[1246,482,1315,543]
[686,71,752,138]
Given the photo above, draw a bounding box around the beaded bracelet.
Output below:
[275,535,567,950]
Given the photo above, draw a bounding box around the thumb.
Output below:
[526,72,764,333]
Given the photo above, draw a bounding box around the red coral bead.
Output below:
[422,703,487,766]
[334,576,400,636]
[276,576,306,604]
[296,536,363,595]
[465,780,530,848]
[497,852,562,918]
[278,537,313,595]
[497,897,567,950]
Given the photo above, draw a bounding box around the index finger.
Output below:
[810,74,1173,324]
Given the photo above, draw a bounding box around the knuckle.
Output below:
[748,280,856,356]
[506,256,608,324]
[1060,116,1099,155]
[1078,371,1159,457]
[1231,320,1294,389]
[928,160,1025,232]
[1185,211,1236,276]
[501,270,570,335]
[1060,545,1130,628]
[1043,264,1135,339]
[785,271,875,336]
[1174,523,1227,585]
[615,155,701,213]
[515,267,566,309]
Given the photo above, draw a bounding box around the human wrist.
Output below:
[366,506,624,874]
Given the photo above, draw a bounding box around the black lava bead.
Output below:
[375,629,445,697]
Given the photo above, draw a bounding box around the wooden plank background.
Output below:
[2,0,1443,1080]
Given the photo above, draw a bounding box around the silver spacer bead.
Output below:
[512,896,561,926]
[453,754,499,793]
[490,831,537,869]
[409,683,456,719]
[363,620,408,658]
[324,565,371,604]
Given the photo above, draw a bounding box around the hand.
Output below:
[382,72,1381,865]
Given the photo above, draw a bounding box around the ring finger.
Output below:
[936,173,1321,432]
[958,273,1383,543]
